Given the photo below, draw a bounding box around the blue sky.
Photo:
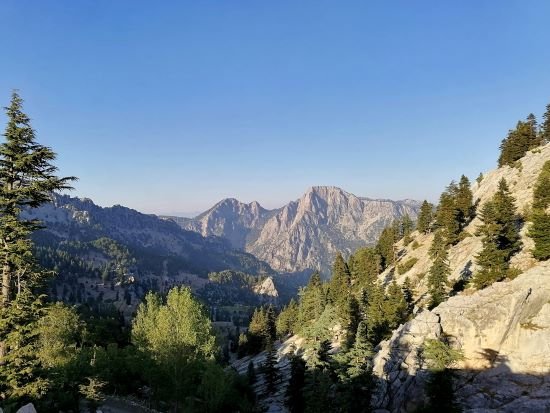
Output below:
[1,1,549,214]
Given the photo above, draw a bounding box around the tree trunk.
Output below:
[2,261,11,307]
[0,256,11,365]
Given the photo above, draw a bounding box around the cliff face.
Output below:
[371,262,550,413]
[178,186,420,275]
[179,198,275,250]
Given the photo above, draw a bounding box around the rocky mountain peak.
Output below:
[178,187,420,274]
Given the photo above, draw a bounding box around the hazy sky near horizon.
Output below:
[1,1,550,215]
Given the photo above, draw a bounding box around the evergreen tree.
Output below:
[532,160,550,210]
[473,179,522,289]
[349,247,380,291]
[346,321,373,379]
[298,272,326,325]
[427,231,450,308]
[417,200,434,234]
[344,321,373,412]
[286,354,306,413]
[303,368,333,413]
[402,276,415,313]
[384,281,408,330]
[541,103,550,144]
[362,283,387,345]
[421,339,463,413]
[0,92,74,307]
[328,253,351,309]
[262,341,279,394]
[456,175,474,228]
[498,115,541,167]
[341,295,361,350]
[435,183,461,245]
[306,339,332,371]
[276,298,299,338]
[248,305,277,353]
[401,214,414,245]
[530,209,550,260]
[476,172,484,184]
[528,161,550,260]
[376,226,397,269]
[0,92,75,404]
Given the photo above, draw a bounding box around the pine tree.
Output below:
[498,115,541,167]
[299,272,326,325]
[286,354,306,413]
[473,179,521,289]
[402,276,415,312]
[528,161,550,260]
[0,92,75,307]
[263,341,279,394]
[328,253,351,308]
[362,283,387,345]
[529,209,550,260]
[306,339,332,371]
[428,231,450,308]
[349,247,380,291]
[248,305,276,353]
[532,160,550,210]
[376,225,397,269]
[0,92,75,403]
[346,321,373,379]
[401,214,414,245]
[384,281,408,329]
[541,103,550,144]
[456,175,474,228]
[420,339,463,413]
[435,183,461,244]
[341,295,361,350]
[417,200,434,234]
[276,298,299,338]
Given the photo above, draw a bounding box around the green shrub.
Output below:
[397,257,418,275]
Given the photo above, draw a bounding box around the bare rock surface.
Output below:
[371,262,550,412]
[181,186,420,274]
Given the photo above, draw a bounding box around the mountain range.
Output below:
[167,186,420,274]
[26,195,273,277]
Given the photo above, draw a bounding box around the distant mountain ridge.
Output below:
[26,194,274,277]
[169,186,420,274]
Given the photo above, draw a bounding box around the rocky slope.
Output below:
[175,186,420,275]
[173,198,276,250]
[371,262,550,413]
[379,142,550,300]
[369,142,550,412]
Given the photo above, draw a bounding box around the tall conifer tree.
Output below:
[541,103,550,144]
[427,231,450,308]
[528,161,550,260]
[417,200,434,234]
[456,175,474,228]
[473,179,521,288]
[0,92,75,402]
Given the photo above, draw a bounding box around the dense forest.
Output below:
[0,92,549,413]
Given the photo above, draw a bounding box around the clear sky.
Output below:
[1,1,549,215]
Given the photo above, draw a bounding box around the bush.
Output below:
[411,241,421,250]
[397,257,418,275]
